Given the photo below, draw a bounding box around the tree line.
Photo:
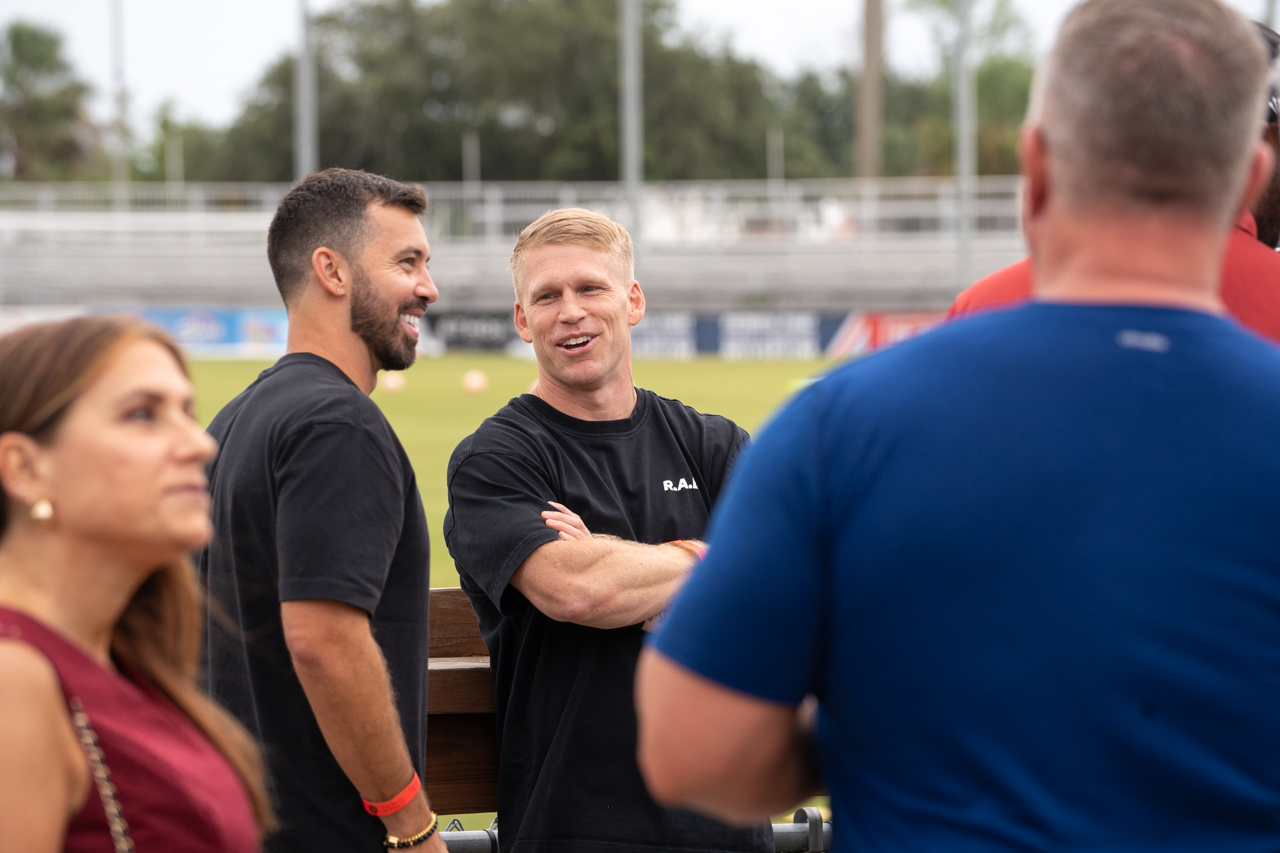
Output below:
[0,0,1035,183]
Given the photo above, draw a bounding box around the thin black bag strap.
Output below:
[67,696,135,853]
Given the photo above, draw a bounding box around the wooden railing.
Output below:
[425,588,499,814]
[424,590,837,852]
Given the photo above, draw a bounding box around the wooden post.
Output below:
[954,0,976,288]
[424,589,499,815]
[858,0,884,178]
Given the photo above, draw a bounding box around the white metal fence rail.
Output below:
[0,178,1027,311]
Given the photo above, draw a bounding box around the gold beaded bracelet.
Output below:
[384,814,438,849]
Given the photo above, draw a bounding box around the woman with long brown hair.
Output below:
[0,316,274,852]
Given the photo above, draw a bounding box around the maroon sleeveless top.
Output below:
[0,607,260,853]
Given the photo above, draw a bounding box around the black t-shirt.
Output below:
[444,389,770,853]
[198,353,430,853]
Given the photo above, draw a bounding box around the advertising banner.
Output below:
[825,311,945,360]
[0,306,944,361]
[133,308,290,358]
[632,313,696,360]
[720,313,821,360]
[428,314,517,351]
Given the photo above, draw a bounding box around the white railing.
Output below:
[0,177,1021,245]
[0,178,1028,311]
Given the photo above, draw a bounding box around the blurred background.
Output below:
[1,0,1273,337]
[17,0,1280,334]
[0,0,1070,184]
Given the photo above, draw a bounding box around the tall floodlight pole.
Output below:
[953,0,976,288]
[165,130,184,185]
[858,0,884,178]
[620,0,644,245]
[462,129,481,185]
[109,0,128,204]
[294,0,319,182]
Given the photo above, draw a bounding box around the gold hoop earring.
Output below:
[30,499,53,523]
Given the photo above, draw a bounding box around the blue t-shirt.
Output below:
[653,303,1280,852]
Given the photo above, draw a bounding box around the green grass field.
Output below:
[191,354,834,827]
[190,354,830,589]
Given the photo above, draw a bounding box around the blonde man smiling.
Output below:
[444,208,768,853]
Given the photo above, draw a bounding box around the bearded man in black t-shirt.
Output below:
[444,208,771,853]
[200,169,447,853]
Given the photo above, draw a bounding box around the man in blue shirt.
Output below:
[635,1,1280,851]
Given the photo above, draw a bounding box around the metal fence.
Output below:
[0,176,1021,243]
[0,178,1028,311]
[439,809,833,853]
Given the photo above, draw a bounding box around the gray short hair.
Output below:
[1030,0,1268,223]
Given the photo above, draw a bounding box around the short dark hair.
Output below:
[266,168,427,304]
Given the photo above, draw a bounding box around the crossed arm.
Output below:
[514,500,823,822]
[510,502,701,630]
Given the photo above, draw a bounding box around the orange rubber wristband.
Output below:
[668,539,708,559]
[363,772,421,816]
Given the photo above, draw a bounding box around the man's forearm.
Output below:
[282,600,438,840]
[636,651,824,826]
[292,630,411,794]
[513,536,694,629]
[666,707,823,825]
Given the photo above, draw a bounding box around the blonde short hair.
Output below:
[509,208,634,298]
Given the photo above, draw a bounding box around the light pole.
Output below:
[165,129,184,186]
[462,129,481,185]
[953,0,976,288]
[1268,0,1277,29]
[109,0,129,206]
[294,0,319,182]
[619,0,643,248]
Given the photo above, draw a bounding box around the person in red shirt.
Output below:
[949,211,1280,341]
[949,23,1280,345]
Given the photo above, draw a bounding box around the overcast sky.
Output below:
[1,0,1274,137]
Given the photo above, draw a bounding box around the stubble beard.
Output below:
[349,265,421,371]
